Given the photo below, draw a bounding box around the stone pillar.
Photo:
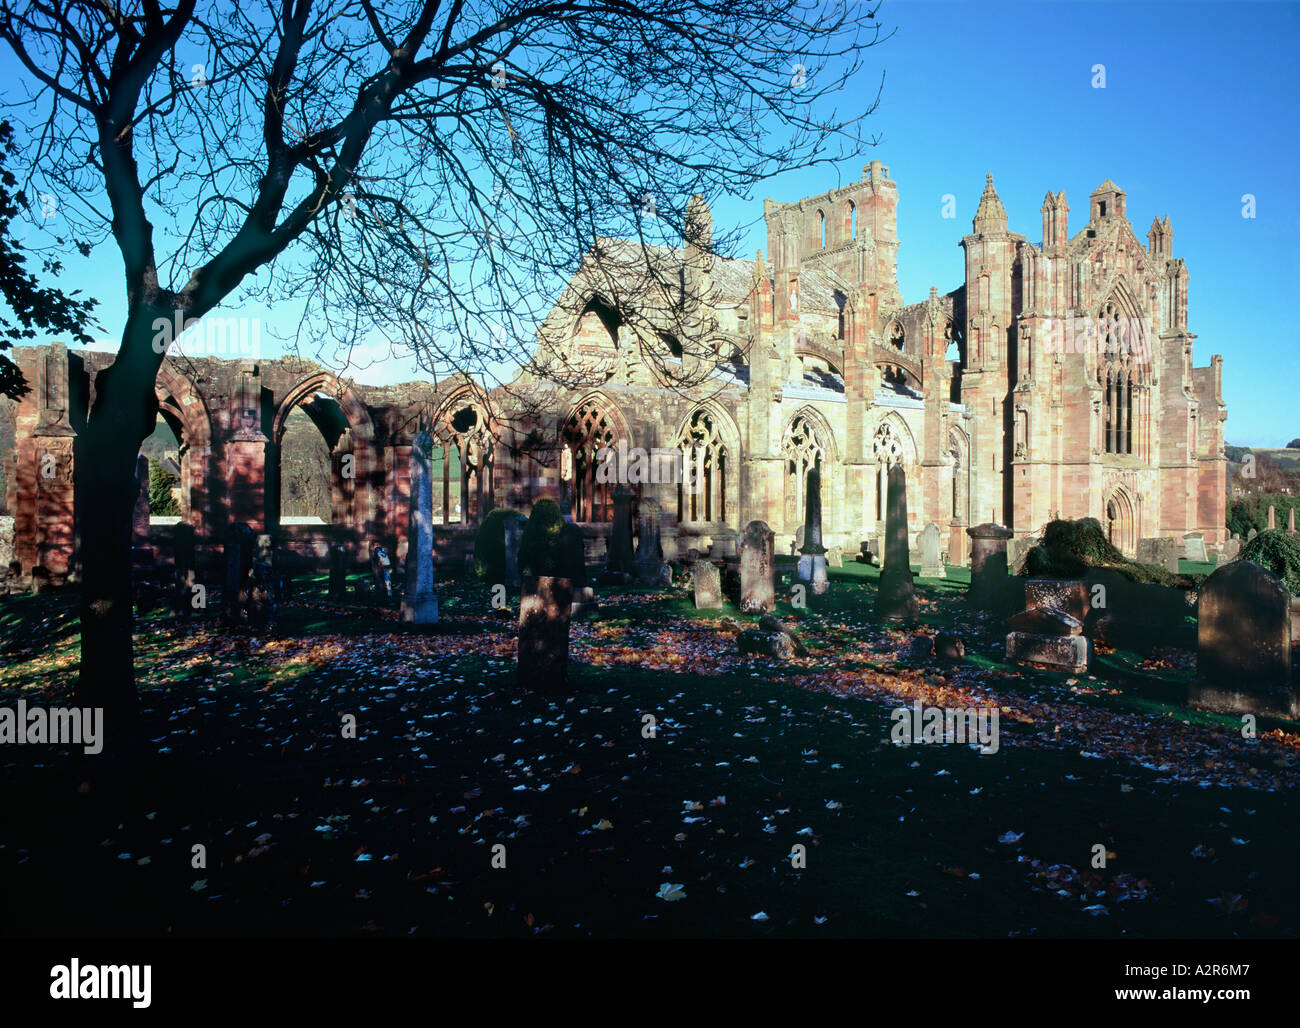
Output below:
[222,523,256,623]
[740,519,775,614]
[967,522,1013,609]
[328,543,348,600]
[401,431,438,624]
[875,464,919,621]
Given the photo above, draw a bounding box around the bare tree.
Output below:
[0,0,889,749]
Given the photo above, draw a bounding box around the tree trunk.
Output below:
[74,310,165,755]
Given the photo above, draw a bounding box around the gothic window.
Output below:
[432,401,494,526]
[1098,299,1148,458]
[872,420,905,522]
[783,414,826,529]
[563,400,620,523]
[676,408,728,525]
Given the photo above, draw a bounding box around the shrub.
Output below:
[148,459,180,516]
[1021,517,1177,586]
[473,507,523,584]
[1240,529,1300,595]
[518,498,586,584]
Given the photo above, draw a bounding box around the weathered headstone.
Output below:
[1136,537,1180,574]
[518,575,574,689]
[1290,508,1297,535]
[401,431,438,624]
[1004,577,1091,670]
[1182,532,1207,563]
[740,520,775,614]
[967,522,1014,609]
[826,545,843,569]
[633,499,665,585]
[875,464,919,621]
[607,486,635,575]
[947,522,969,568]
[693,560,722,610]
[1195,561,1293,711]
[919,522,945,579]
[796,466,829,595]
[1007,537,1034,575]
[1248,528,1258,541]
[1216,535,1241,567]
[503,512,528,589]
[1268,505,1277,530]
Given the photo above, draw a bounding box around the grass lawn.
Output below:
[1,567,1298,938]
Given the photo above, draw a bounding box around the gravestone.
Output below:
[826,545,843,569]
[796,466,829,595]
[328,543,348,599]
[503,512,528,589]
[1007,537,1034,575]
[708,528,738,560]
[633,500,665,585]
[607,486,635,576]
[693,561,722,610]
[1005,577,1091,671]
[875,464,919,621]
[1196,561,1293,712]
[1182,532,1207,563]
[518,575,574,690]
[740,520,775,614]
[401,431,438,624]
[967,522,1014,609]
[919,522,945,578]
[1248,528,1258,541]
[1290,508,1297,535]
[1136,537,1180,573]
[1216,535,1241,567]
[172,524,197,608]
[1268,505,1277,530]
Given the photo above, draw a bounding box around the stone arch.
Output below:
[947,424,970,524]
[154,361,214,532]
[1103,483,1138,556]
[674,400,741,526]
[428,383,498,525]
[782,406,837,532]
[562,391,631,523]
[270,371,377,535]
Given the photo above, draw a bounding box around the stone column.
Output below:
[401,430,438,624]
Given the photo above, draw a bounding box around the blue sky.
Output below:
[8,0,1300,445]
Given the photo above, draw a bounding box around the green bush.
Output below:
[1240,529,1300,595]
[148,459,180,516]
[474,507,523,584]
[518,498,586,584]
[1021,517,1176,586]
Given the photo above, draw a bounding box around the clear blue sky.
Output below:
[8,0,1299,446]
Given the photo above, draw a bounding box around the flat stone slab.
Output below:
[1024,579,1089,622]
[1006,607,1084,636]
[1005,631,1090,672]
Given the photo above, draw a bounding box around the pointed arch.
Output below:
[782,407,837,531]
[674,401,740,526]
[428,382,499,526]
[563,392,631,523]
[154,360,214,531]
[1103,484,1138,556]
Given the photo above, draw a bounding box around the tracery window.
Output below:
[872,420,905,522]
[1098,300,1148,458]
[563,400,620,523]
[432,402,493,525]
[676,408,728,525]
[783,414,826,528]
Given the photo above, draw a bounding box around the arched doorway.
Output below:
[1104,487,1137,556]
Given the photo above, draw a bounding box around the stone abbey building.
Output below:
[3,160,1228,579]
